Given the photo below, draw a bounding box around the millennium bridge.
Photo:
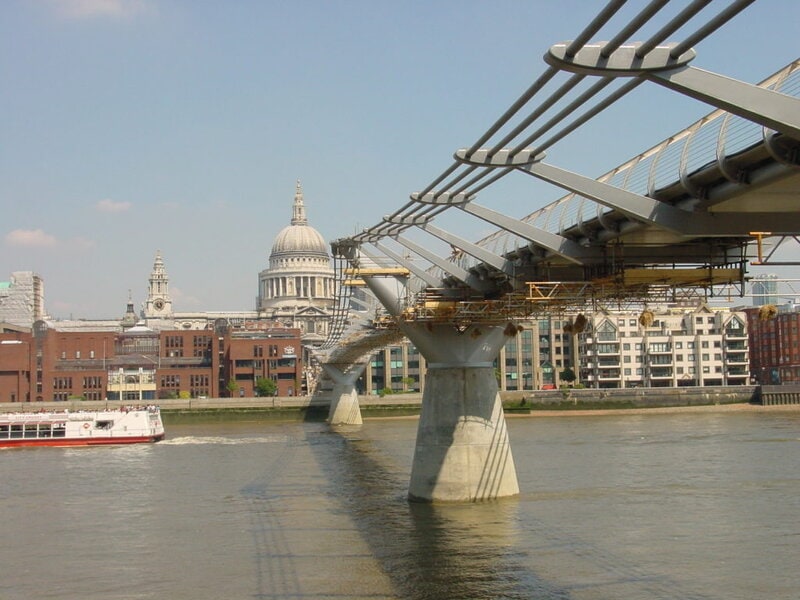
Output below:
[312,0,800,502]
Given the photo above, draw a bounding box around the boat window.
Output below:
[10,424,23,438]
[24,424,38,438]
[95,420,114,430]
[0,424,8,438]
[52,423,66,438]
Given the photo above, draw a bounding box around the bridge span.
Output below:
[315,1,800,502]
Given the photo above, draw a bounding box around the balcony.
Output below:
[597,358,620,367]
[594,343,620,356]
[598,369,621,380]
[724,330,748,340]
[650,367,674,378]
[725,352,748,364]
[649,356,673,365]
[725,341,748,351]
[647,346,672,354]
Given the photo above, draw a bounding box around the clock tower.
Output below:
[144,250,173,321]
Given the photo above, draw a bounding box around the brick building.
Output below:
[745,303,800,385]
[0,319,301,403]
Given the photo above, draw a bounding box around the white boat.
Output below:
[0,406,165,448]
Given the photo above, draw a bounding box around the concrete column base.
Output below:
[324,364,365,426]
[328,386,363,426]
[408,365,519,502]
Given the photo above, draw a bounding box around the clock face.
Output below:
[154,298,165,310]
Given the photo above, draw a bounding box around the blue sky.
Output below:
[2,0,799,319]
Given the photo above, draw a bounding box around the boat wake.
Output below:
[160,435,291,446]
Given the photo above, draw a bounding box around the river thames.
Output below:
[2,407,799,599]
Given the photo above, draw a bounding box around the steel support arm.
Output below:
[394,235,495,293]
[459,201,596,264]
[370,242,442,288]
[418,222,514,275]
[522,161,697,233]
[523,160,800,237]
[648,66,800,139]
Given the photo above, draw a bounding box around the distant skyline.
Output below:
[2,0,799,319]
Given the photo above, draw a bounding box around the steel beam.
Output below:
[418,222,514,275]
[521,161,797,237]
[369,242,442,288]
[394,235,495,293]
[459,201,596,265]
[648,66,800,139]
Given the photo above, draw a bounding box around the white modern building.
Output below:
[577,304,749,388]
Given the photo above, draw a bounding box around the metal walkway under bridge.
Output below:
[316,1,800,503]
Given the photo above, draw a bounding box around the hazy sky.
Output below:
[2,0,799,319]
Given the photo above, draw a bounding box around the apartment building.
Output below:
[578,304,749,388]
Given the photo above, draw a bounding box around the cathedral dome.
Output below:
[269,182,329,258]
[271,223,328,256]
[257,181,335,340]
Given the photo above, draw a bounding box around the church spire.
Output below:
[291,179,308,226]
[144,250,172,320]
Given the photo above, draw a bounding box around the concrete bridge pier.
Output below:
[323,363,366,426]
[403,322,520,502]
[360,275,519,502]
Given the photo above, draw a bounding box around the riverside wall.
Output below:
[0,385,772,418]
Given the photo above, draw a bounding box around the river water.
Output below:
[1,409,799,600]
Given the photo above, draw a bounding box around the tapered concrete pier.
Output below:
[404,323,519,502]
[324,363,366,426]
[359,275,520,502]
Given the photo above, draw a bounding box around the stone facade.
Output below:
[256,181,335,345]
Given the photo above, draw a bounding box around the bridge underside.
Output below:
[323,3,800,503]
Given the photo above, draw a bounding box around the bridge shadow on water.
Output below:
[305,425,572,600]
[237,421,719,600]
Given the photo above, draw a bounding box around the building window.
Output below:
[166,336,184,349]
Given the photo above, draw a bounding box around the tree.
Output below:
[226,379,238,397]
[560,367,577,386]
[255,377,277,397]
